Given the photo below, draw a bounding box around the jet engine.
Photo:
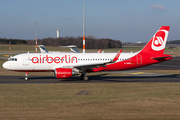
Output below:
[55,68,79,79]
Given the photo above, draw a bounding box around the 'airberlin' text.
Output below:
[31,55,77,64]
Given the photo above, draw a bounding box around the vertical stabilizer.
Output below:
[139,26,170,54]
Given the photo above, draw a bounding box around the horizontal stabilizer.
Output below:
[152,55,172,60]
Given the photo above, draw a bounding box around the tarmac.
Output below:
[0,57,179,83]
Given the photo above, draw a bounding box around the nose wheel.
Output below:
[25,72,29,81]
[25,77,28,81]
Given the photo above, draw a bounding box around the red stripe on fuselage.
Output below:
[88,54,172,72]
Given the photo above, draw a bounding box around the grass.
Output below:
[0,83,180,120]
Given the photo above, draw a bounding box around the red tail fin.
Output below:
[139,26,170,54]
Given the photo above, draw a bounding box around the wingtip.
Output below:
[112,49,122,62]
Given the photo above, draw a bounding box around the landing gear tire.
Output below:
[25,77,28,81]
[81,74,89,81]
[83,76,89,81]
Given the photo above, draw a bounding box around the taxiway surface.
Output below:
[0,57,180,83]
[0,74,179,83]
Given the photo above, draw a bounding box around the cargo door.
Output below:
[23,55,29,65]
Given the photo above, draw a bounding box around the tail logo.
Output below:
[151,30,168,51]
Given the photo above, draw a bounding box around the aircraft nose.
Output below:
[2,62,10,70]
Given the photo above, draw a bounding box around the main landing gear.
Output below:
[81,72,89,81]
[25,72,29,81]
[24,71,89,81]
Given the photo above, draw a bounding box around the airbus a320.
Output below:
[3,26,172,80]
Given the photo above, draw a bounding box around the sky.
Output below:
[0,0,180,42]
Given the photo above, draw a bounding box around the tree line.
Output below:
[167,40,180,44]
[26,37,122,49]
[0,38,27,44]
[0,37,122,49]
[1,37,180,48]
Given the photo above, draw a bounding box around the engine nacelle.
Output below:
[55,68,79,79]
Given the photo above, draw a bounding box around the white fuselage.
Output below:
[3,52,137,71]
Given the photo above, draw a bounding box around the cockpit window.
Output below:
[9,58,17,61]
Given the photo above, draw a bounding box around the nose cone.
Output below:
[2,62,10,70]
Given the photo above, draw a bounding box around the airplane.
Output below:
[37,45,49,53]
[2,26,172,81]
[37,45,80,53]
[59,45,80,53]
[97,49,101,53]
[38,45,101,53]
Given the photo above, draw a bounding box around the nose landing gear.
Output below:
[25,72,29,81]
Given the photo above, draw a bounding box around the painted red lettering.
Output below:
[71,56,77,63]
[61,57,64,63]
[42,57,46,63]
[65,55,68,63]
[69,55,70,63]
[46,55,53,63]
[54,57,61,63]
[32,57,39,64]
[39,55,41,63]
[31,55,78,64]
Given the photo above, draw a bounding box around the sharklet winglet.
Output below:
[107,49,122,63]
